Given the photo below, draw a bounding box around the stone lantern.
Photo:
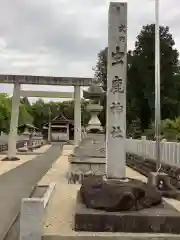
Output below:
[83,79,105,133]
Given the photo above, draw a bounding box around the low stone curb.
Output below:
[19,182,56,240]
[43,182,56,208]
[42,233,180,240]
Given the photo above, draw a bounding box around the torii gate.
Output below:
[0,74,92,160]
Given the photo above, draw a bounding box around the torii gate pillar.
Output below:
[7,82,21,160]
[74,86,81,146]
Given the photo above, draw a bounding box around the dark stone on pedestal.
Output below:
[80,176,162,211]
[74,176,180,233]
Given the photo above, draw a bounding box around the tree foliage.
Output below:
[0,94,11,133]
[94,24,180,137]
[129,24,180,129]
[0,94,91,133]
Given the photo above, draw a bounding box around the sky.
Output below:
[0,0,179,102]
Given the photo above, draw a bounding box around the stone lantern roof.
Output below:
[83,85,105,99]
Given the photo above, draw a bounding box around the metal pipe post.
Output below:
[155,0,161,172]
[48,108,51,143]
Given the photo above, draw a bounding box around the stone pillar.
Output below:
[7,82,21,159]
[106,2,127,178]
[20,198,44,240]
[48,122,51,143]
[74,86,81,146]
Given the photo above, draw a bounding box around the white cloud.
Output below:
[0,0,179,101]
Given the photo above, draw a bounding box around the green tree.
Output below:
[94,47,107,128]
[29,98,91,130]
[18,104,33,125]
[0,94,11,133]
[30,99,46,129]
[94,47,107,91]
[95,24,180,132]
[128,117,142,139]
[161,117,180,141]
[128,24,180,130]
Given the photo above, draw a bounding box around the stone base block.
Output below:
[18,148,31,152]
[42,234,180,240]
[68,161,106,184]
[74,191,180,233]
[148,172,168,188]
[147,172,180,199]
[2,156,20,161]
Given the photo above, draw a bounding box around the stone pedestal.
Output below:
[148,172,168,187]
[147,172,180,199]
[74,175,180,233]
[75,191,180,233]
[68,133,106,184]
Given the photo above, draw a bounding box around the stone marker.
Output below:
[74,2,180,234]
[106,2,127,178]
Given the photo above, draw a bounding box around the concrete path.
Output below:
[43,147,147,235]
[0,145,51,177]
[0,143,63,240]
[43,147,180,239]
[39,145,74,186]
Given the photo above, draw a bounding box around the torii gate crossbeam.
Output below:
[0,74,92,160]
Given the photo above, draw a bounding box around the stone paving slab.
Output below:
[0,143,63,240]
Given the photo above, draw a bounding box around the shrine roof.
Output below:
[52,114,70,123]
[43,113,73,127]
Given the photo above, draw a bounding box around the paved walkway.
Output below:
[43,147,147,235]
[0,145,51,177]
[0,143,63,240]
[43,146,180,237]
[39,145,74,186]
